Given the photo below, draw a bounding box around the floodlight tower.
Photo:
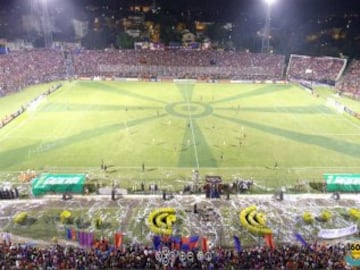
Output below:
[39,0,53,48]
[261,0,275,53]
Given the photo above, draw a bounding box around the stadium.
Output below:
[1,0,360,269]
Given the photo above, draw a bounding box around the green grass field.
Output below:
[1,80,360,190]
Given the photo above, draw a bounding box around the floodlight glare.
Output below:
[261,0,275,53]
[264,0,276,5]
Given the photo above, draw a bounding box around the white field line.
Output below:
[277,105,315,134]
[0,84,71,144]
[273,98,360,139]
[342,115,360,130]
[12,132,360,141]
[312,106,360,150]
[319,102,360,130]
[184,90,200,169]
[269,95,312,163]
[21,165,360,172]
[268,90,314,134]
[0,113,36,144]
[306,133,360,136]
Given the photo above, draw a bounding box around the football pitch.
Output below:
[1,80,360,190]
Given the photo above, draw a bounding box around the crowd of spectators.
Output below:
[1,48,360,100]
[0,48,286,98]
[0,236,352,269]
[336,59,360,98]
[72,49,285,80]
[0,49,66,97]
[286,54,347,86]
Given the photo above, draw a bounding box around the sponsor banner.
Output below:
[324,174,360,192]
[318,224,358,239]
[114,77,139,82]
[173,79,197,83]
[230,80,252,84]
[32,173,86,196]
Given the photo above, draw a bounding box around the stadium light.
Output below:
[38,0,53,48]
[261,0,276,53]
[264,0,276,5]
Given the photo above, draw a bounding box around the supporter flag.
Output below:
[181,236,190,251]
[65,227,72,240]
[77,231,82,245]
[162,235,171,246]
[78,231,86,246]
[294,233,308,247]
[83,232,88,246]
[114,232,123,248]
[90,232,95,247]
[181,236,199,251]
[170,235,181,250]
[264,234,275,250]
[85,232,94,247]
[153,235,162,251]
[71,228,77,241]
[189,235,199,250]
[202,237,208,253]
[83,232,88,247]
[233,235,242,252]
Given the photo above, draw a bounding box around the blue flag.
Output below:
[295,233,312,250]
[170,236,181,250]
[294,233,309,248]
[181,237,190,251]
[153,235,162,251]
[233,235,242,252]
[189,235,199,249]
[65,228,72,240]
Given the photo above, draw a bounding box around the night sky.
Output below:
[0,0,359,56]
[0,0,359,19]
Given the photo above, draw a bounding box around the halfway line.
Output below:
[184,90,200,169]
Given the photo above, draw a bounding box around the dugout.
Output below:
[31,173,86,196]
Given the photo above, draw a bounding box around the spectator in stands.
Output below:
[0,239,351,269]
[287,54,346,86]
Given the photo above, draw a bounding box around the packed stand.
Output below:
[0,236,352,269]
[336,59,360,98]
[0,49,66,97]
[286,54,347,86]
[72,49,285,80]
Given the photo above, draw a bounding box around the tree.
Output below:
[160,24,181,45]
[205,23,230,48]
[115,31,135,49]
[81,27,113,50]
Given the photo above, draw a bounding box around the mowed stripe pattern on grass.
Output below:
[0,81,360,187]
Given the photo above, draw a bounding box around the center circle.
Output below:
[182,105,198,112]
[165,101,213,118]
